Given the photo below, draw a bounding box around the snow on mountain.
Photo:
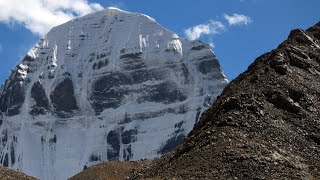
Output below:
[0,8,228,180]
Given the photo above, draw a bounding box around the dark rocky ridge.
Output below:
[0,64,28,116]
[130,22,320,179]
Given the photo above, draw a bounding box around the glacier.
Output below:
[0,8,228,180]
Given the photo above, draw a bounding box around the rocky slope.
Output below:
[0,166,37,180]
[0,8,227,180]
[69,160,150,180]
[128,22,320,179]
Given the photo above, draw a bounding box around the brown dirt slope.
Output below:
[0,166,37,180]
[130,22,320,179]
[69,161,151,180]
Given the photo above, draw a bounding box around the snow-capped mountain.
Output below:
[0,8,228,180]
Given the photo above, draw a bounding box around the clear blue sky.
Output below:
[0,0,319,84]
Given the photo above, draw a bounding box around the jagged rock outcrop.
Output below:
[0,8,227,179]
[131,22,320,179]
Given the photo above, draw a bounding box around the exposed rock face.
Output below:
[131,22,320,179]
[0,8,227,179]
[50,77,79,117]
[30,81,49,116]
[0,64,28,116]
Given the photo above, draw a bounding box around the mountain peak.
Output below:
[0,8,227,179]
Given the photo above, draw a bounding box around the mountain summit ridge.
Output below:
[0,8,227,179]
